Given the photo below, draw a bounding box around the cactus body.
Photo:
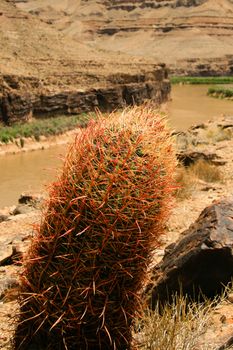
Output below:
[14,107,176,350]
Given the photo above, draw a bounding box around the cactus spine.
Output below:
[14,106,176,349]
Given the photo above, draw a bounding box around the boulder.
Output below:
[147,198,233,308]
[0,214,8,223]
[12,204,35,216]
[11,192,45,215]
[0,246,22,267]
[0,275,19,303]
[18,192,44,208]
[177,150,226,166]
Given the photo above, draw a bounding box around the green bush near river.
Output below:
[171,76,233,85]
[0,114,90,144]
[207,87,233,99]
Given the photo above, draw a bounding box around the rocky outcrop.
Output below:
[170,55,233,77]
[176,150,226,166]
[146,198,233,307]
[103,0,205,11]
[0,66,170,124]
[0,0,172,125]
[9,0,233,76]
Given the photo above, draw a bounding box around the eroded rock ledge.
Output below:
[170,55,233,76]
[0,65,170,125]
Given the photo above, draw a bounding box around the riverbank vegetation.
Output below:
[171,76,233,85]
[207,87,233,99]
[0,114,90,144]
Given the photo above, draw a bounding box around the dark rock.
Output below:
[13,204,35,215]
[147,198,233,308]
[18,192,44,208]
[0,246,12,265]
[190,123,206,130]
[0,214,9,223]
[1,91,33,125]
[200,184,218,191]
[0,276,19,302]
[217,336,233,350]
[95,87,123,111]
[12,191,44,214]
[0,67,170,125]
[177,150,226,166]
[0,246,22,266]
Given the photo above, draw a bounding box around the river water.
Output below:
[167,84,233,130]
[1,84,233,208]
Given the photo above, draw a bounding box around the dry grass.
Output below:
[190,159,222,183]
[175,160,223,200]
[206,127,232,143]
[174,166,197,200]
[134,295,214,350]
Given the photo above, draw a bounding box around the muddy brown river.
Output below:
[1,85,233,208]
[167,84,233,130]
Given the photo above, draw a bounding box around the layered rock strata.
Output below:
[0,0,171,124]
[170,55,233,76]
[14,0,233,75]
[0,65,170,124]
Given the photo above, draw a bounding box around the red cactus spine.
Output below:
[14,106,176,350]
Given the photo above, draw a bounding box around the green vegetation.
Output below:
[171,76,233,85]
[207,87,233,99]
[14,106,176,349]
[0,114,90,144]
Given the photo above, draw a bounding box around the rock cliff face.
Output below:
[103,0,205,10]
[14,0,233,75]
[170,55,233,76]
[0,68,170,124]
[0,0,170,125]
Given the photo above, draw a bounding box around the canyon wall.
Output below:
[14,0,233,75]
[0,0,171,125]
[0,66,170,124]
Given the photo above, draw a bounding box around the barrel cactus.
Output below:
[14,106,176,349]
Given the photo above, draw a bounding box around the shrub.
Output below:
[174,166,197,200]
[14,107,176,350]
[206,127,232,142]
[134,295,212,350]
[0,114,89,143]
[174,159,223,201]
[171,76,233,85]
[207,87,233,99]
[189,159,222,183]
